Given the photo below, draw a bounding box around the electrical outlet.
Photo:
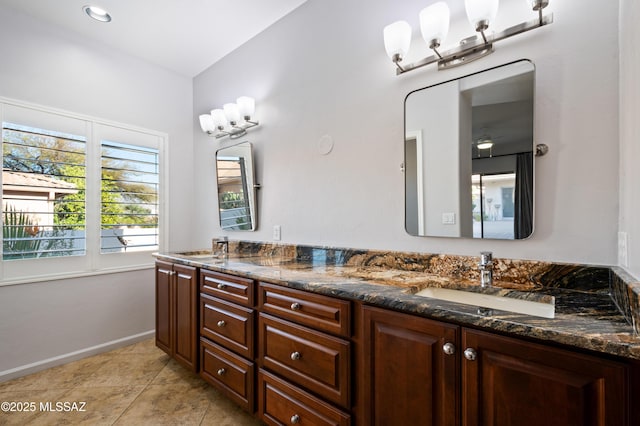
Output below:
[618,232,628,267]
[273,225,281,241]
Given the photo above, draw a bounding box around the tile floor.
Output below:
[0,339,262,425]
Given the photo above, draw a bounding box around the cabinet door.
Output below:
[361,306,459,426]
[173,263,198,372]
[155,260,173,356]
[462,328,628,426]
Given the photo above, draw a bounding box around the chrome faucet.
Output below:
[479,251,493,288]
[212,236,228,257]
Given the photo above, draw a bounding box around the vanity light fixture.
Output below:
[82,5,112,22]
[199,96,259,139]
[384,0,553,74]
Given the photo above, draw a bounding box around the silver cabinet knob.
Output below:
[217,320,226,327]
[290,302,301,311]
[442,342,456,355]
[290,351,301,361]
[217,283,227,290]
[217,368,226,376]
[290,414,300,424]
[464,348,477,361]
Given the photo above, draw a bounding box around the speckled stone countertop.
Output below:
[154,242,640,361]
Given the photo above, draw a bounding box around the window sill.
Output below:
[0,263,154,287]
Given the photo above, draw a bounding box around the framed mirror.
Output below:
[216,141,257,231]
[405,60,534,240]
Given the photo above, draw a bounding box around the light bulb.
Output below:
[383,20,412,61]
[223,103,241,125]
[465,0,499,32]
[199,114,215,133]
[419,2,450,50]
[236,96,255,120]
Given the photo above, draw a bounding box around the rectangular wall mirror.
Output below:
[216,141,257,231]
[405,60,534,240]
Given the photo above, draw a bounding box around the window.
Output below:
[0,100,166,284]
[100,141,159,253]
[2,123,87,259]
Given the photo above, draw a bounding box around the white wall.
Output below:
[0,6,194,376]
[619,0,640,279]
[194,0,620,265]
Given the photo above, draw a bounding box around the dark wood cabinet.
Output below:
[360,305,459,426]
[360,305,631,426]
[257,283,352,424]
[461,328,628,426]
[155,260,198,372]
[198,270,257,413]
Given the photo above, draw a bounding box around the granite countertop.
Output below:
[154,244,640,361]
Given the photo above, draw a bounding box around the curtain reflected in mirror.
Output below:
[405,60,534,240]
[216,142,257,231]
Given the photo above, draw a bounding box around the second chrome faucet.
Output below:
[479,251,493,288]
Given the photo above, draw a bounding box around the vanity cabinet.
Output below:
[360,305,459,426]
[360,305,630,426]
[462,328,628,426]
[155,260,199,372]
[199,269,256,412]
[258,282,352,425]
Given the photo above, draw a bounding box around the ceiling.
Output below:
[0,0,308,78]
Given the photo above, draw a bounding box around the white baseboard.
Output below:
[0,330,155,383]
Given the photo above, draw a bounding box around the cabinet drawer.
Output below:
[200,337,255,413]
[200,294,255,359]
[259,313,350,408]
[258,369,350,426]
[201,269,254,307]
[259,282,351,337]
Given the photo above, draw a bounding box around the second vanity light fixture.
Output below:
[384,0,553,74]
[199,96,259,139]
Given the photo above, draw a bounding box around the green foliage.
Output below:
[2,206,41,259]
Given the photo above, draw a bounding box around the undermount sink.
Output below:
[411,287,555,319]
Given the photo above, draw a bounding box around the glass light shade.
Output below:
[199,114,215,133]
[465,0,499,30]
[477,141,494,149]
[236,96,255,119]
[223,103,241,124]
[211,109,227,128]
[383,20,412,60]
[419,2,450,48]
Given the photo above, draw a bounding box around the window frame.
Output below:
[0,97,168,286]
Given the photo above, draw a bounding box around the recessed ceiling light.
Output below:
[83,5,112,23]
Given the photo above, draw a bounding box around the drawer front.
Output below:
[200,337,255,412]
[259,313,350,408]
[200,294,254,359]
[201,269,254,307]
[259,282,351,337]
[258,369,351,426]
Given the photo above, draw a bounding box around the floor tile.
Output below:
[113,382,214,425]
[77,351,170,388]
[0,388,71,426]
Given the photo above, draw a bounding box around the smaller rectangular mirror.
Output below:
[405,60,534,240]
[216,141,257,231]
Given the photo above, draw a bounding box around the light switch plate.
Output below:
[442,212,456,225]
[273,225,281,241]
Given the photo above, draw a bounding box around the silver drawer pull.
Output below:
[217,320,226,327]
[290,351,301,361]
[464,348,477,361]
[290,302,301,311]
[442,342,456,355]
[217,368,226,376]
[217,283,227,290]
[290,414,300,424]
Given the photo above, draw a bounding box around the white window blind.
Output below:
[2,123,87,260]
[100,140,159,253]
